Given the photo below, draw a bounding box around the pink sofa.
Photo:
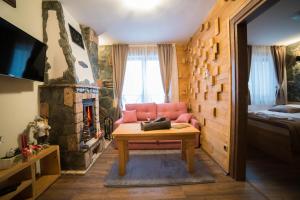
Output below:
[114,102,200,149]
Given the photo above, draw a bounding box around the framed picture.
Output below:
[68,24,85,49]
[3,0,16,8]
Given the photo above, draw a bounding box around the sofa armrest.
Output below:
[190,117,200,130]
[114,117,124,130]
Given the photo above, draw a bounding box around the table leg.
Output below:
[181,140,186,161]
[186,140,195,173]
[117,140,126,176]
[124,140,129,163]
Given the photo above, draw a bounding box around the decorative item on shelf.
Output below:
[0,148,21,170]
[215,17,220,36]
[21,144,45,160]
[26,116,51,145]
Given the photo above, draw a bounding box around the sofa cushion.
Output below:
[175,113,193,123]
[126,103,157,121]
[157,102,187,120]
[122,110,138,123]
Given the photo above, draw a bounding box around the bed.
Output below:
[248,104,300,163]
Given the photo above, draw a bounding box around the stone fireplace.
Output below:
[40,85,104,170]
[41,1,109,172]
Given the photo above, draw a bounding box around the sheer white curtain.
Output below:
[122,45,165,106]
[248,46,278,105]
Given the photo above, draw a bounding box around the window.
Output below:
[248,46,278,105]
[122,46,164,106]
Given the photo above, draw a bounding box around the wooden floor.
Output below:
[246,147,300,200]
[37,145,299,200]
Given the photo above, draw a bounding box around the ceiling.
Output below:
[247,0,300,46]
[59,0,216,44]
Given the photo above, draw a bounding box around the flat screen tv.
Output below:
[0,17,47,82]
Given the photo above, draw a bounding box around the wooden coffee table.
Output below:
[112,123,200,176]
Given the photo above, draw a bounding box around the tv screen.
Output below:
[0,17,46,82]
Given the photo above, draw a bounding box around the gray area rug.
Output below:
[104,153,215,187]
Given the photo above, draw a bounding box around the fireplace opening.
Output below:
[82,99,96,141]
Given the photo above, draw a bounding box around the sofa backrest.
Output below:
[125,103,157,121]
[157,102,187,120]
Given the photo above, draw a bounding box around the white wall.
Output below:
[0,0,43,157]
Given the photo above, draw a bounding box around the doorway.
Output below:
[229,0,280,181]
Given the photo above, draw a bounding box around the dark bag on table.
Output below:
[141,117,171,131]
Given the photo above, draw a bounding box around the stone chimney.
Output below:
[40,1,104,171]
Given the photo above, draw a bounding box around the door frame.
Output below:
[229,0,280,181]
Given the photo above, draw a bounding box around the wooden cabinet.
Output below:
[0,146,61,200]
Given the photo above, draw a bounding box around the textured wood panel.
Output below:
[176,44,190,104]
[178,0,250,172]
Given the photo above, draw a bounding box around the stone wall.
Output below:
[98,45,117,123]
[98,45,113,81]
[286,41,300,102]
[81,25,100,81]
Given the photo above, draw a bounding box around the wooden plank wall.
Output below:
[178,0,250,172]
[176,44,190,104]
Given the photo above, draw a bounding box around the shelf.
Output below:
[35,175,59,198]
[0,146,58,183]
[0,146,60,200]
[0,180,32,200]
